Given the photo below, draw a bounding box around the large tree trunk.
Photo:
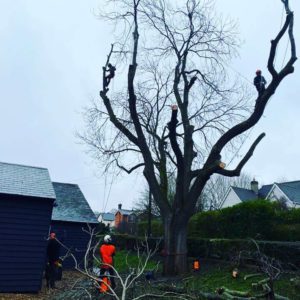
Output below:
[163,215,189,275]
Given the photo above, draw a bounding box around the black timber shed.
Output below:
[50,182,98,269]
[0,162,55,293]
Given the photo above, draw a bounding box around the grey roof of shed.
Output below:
[232,187,257,201]
[0,162,55,199]
[276,181,300,205]
[52,182,98,224]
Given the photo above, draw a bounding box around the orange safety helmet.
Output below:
[256,69,262,75]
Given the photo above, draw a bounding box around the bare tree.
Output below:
[134,188,161,216]
[81,0,297,275]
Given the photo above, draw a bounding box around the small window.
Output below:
[128,214,136,223]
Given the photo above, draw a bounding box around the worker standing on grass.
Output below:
[253,69,267,96]
[99,235,116,290]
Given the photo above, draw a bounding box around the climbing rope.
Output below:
[103,173,114,212]
[281,38,290,68]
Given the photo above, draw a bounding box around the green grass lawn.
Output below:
[114,250,161,273]
[95,250,161,273]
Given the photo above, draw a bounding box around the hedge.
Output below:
[137,220,163,237]
[97,233,164,252]
[137,200,300,241]
[187,238,300,267]
[102,234,300,267]
[188,200,300,241]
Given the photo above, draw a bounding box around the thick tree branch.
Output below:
[100,91,140,146]
[116,161,145,174]
[215,133,266,177]
[127,2,152,155]
[282,0,291,14]
[167,105,184,171]
[99,45,140,147]
[203,1,296,174]
[104,148,141,155]
[268,12,292,77]
[127,1,171,217]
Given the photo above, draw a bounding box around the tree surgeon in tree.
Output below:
[104,63,116,88]
[253,69,267,96]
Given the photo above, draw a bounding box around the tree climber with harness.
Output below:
[253,69,267,96]
[104,63,116,88]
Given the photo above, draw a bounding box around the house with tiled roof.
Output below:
[98,212,115,228]
[0,162,55,293]
[50,182,99,268]
[267,181,300,207]
[220,179,300,209]
[115,204,137,234]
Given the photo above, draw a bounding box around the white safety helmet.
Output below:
[104,235,112,243]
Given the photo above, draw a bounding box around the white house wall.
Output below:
[98,216,115,227]
[267,185,294,207]
[221,188,242,208]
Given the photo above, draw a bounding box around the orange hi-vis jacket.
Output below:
[100,244,116,269]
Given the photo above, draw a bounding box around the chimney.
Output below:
[251,179,259,195]
[118,203,122,210]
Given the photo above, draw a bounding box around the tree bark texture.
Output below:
[163,214,189,274]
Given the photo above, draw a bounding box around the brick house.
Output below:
[114,204,137,234]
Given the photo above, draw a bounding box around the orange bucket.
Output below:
[193,260,200,271]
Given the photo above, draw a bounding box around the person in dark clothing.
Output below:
[46,232,60,289]
[253,69,267,96]
[99,235,116,290]
[104,63,116,87]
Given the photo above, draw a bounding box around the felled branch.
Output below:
[216,287,253,299]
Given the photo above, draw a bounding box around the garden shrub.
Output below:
[137,220,163,237]
[108,233,164,252]
[187,238,300,267]
[188,200,300,241]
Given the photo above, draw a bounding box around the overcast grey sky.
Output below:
[0,0,299,212]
